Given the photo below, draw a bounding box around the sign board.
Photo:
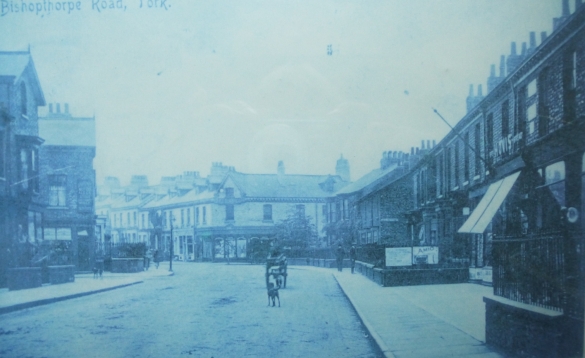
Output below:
[412,246,439,264]
[385,247,413,267]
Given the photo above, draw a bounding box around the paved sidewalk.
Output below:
[331,269,503,358]
[0,267,173,315]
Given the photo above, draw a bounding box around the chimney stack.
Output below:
[511,42,517,55]
[499,55,506,77]
[541,31,548,43]
[411,147,415,155]
[421,140,425,150]
[427,140,431,150]
[477,84,483,97]
[432,140,436,147]
[529,32,537,51]
[490,64,496,77]
[563,0,570,16]
[521,42,527,56]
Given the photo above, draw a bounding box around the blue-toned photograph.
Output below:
[1,1,584,357]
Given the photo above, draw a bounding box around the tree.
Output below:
[273,210,318,255]
[322,216,361,248]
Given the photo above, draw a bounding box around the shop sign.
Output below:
[489,132,523,162]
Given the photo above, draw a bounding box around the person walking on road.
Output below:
[349,245,357,274]
[336,244,345,272]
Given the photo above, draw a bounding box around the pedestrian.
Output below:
[144,248,152,271]
[349,245,357,274]
[153,249,159,269]
[336,244,345,272]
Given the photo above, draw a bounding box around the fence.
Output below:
[492,232,566,312]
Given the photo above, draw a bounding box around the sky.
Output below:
[0,0,563,185]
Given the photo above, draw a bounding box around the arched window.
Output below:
[20,82,27,115]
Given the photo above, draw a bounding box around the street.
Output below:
[0,263,382,358]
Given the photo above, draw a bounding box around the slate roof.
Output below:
[0,51,45,105]
[334,163,398,196]
[226,172,347,198]
[39,117,96,147]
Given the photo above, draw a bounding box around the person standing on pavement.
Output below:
[349,245,357,274]
[144,248,153,271]
[336,244,345,272]
[153,249,159,269]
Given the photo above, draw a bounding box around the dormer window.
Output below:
[20,82,27,116]
[225,187,234,198]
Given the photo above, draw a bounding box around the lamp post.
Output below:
[169,213,175,272]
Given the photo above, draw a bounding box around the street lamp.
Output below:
[169,213,175,272]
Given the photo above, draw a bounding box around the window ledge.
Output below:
[21,114,29,120]
[47,206,69,210]
[453,186,459,191]
[463,181,469,187]
[473,175,481,181]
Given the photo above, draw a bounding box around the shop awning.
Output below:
[458,171,521,234]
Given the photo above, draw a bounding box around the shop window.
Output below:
[49,175,67,206]
[263,204,272,221]
[536,161,566,231]
[545,161,566,206]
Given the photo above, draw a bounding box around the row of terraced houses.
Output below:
[95,2,585,355]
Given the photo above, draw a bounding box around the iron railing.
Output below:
[492,232,566,312]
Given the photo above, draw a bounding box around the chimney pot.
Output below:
[521,42,527,55]
[529,32,536,49]
[411,147,415,155]
[511,42,517,55]
[49,103,53,113]
[426,140,431,150]
[56,103,61,113]
[541,31,548,43]
[468,84,474,96]
[477,84,483,97]
[421,140,425,150]
[499,55,506,77]
[490,64,496,77]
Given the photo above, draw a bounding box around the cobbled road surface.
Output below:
[0,262,382,358]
